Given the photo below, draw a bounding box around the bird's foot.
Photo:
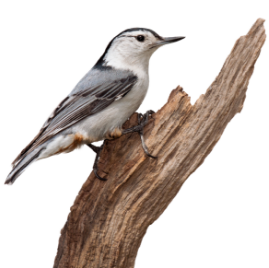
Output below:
[137,111,157,158]
[87,143,107,181]
[122,110,157,158]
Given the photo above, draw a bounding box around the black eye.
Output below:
[136,35,145,42]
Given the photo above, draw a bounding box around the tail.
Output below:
[5,148,43,185]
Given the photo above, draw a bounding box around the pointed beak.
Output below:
[150,36,185,49]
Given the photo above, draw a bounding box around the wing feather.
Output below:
[13,75,137,166]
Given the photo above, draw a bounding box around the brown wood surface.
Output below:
[53,19,266,268]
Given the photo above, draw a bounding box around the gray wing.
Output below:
[13,71,137,166]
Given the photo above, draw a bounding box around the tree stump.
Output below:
[53,19,266,268]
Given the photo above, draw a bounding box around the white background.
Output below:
[0,1,268,267]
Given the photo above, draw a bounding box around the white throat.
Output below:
[103,42,156,77]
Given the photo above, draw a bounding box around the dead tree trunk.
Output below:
[53,19,266,268]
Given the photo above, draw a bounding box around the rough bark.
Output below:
[53,19,266,268]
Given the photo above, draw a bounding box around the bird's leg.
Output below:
[88,110,156,181]
[87,143,101,154]
[87,143,107,181]
[122,110,157,158]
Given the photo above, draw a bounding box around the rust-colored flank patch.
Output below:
[54,133,84,155]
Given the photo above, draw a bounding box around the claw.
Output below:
[147,110,155,116]
[93,168,107,181]
[139,131,157,159]
[137,113,157,159]
[87,143,107,181]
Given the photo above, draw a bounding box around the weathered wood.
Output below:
[53,19,266,268]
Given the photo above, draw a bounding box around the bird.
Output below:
[5,27,185,185]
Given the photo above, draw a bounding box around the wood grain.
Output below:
[53,19,266,268]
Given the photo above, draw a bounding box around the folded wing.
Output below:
[12,74,137,166]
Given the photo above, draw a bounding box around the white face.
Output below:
[103,30,163,73]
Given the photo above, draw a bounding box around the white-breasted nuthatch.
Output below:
[5,28,185,184]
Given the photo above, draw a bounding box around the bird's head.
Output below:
[94,28,185,73]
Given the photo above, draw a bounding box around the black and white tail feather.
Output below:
[5,148,44,185]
